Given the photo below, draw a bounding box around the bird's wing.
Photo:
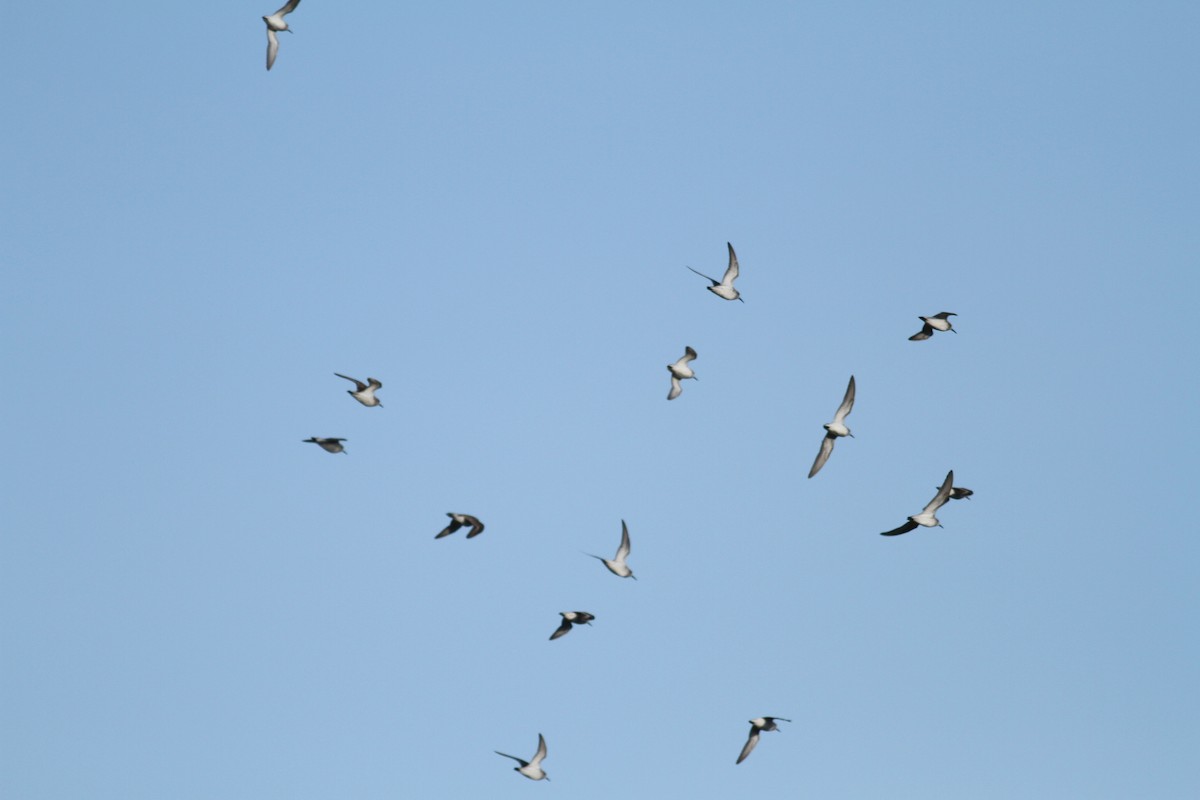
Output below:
[686,265,720,286]
[367,378,382,390]
[681,346,697,363]
[531,734,547,766]
[276,0,301,16]
[722,242,740,284]
[933,312,957,319]
[465,516,485,538]
[616,520,631,560]
[834,375,856,422]
[768,717,792,723]
[736,730,760,764]
[435,519,463,538]
[577,612,595,624]
[266,29,279,70]
[495,751,528,767]
[909,324,934,341]
[881,519,920,536]
[668,375,682,400]
[807,434,836,479]
[549,618,573,640]
[923,470,954,514]
[334,373,368,391]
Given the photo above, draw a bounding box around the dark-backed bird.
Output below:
[436,513,485,539]
[549,611,595,641]
[736,717,791,764]
[303,437,346,454]
[909,312,957,340]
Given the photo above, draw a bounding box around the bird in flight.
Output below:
[687,242,743,302]
[303,437,346,454]
[263,1,301,71]
[909,312,957,341]
[586,520,636,579]
[736,716,791,764]
[881,470,955,536]
[549,611,595,641]
[808,375,856,478]
[667,346,698,401]
[435,513,485,539]
[495,733,550,781]
[334,373,383,407]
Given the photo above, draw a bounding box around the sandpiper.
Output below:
[687,242,743,302]
[909,312,957,340]
[808,375,856,478]
[549,611,595,641]
[667,346,698,400]
[263,1,301,71]
[334,373,383,407]
[435,513,485,539]
[586,520,636,579]
[495,733,549,781]
[303,437,346,454]
[736,717,791,764]
[881,470,955,536]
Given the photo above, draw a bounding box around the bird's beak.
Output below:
[737,296,745,303]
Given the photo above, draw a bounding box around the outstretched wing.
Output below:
[275,0,301,16]
[923,470,954,515]
[530,733,548,767]
[549,618,573,640]
[736,729,760,764]
[435,518,463,539]
[464,515,485,538]
[722,242,740,285]
[833,375,856,423]
[667,375,682,400]
[334,373,368,392]
[616,520,631,560]
[266,29,279,70]
[808,434,836,479]
[881,519,919,537]
[686,265,720,286]
[909,323,934,341]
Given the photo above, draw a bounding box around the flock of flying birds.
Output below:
[270,3,972,779]
[300,235,972,779]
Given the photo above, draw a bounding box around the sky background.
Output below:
[3,2,1199,797]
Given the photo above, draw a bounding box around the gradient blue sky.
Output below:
[3,2,1198,798]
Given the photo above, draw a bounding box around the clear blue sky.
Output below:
[3,2,1198,797]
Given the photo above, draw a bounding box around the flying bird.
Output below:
[687,242,743,302]
[334,373,383,407]
[263,1,301,71]
[549,611,595,641]
[909,312,957,340]
[808,375,856,478]
[667,346,698,400]
[495,733,550,781]
[435,513,485,539]
[736,717,791,764]
[586,520,636,579]
[303,437,346,454]
[947,486,974,500]
[881,470,955,536]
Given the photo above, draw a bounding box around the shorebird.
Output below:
[334,373,383,407]
[549,611,595,641]
[687,242,743,302]
[881,470,955,536]
[303,437,346,454]
[435,513,485,539]
[495,733,549,781]
[667,346,698,400]
[909,312,957,341]
[263,1,301,71]
[736,717,791,764]
[586,520,636,579]
[947,486,974,500]
[808,375,856,478]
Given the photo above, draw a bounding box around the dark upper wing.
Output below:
[549,618,573,640]
[435,519,463,538]
[880,519,919,536]
[465,516,485,538]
